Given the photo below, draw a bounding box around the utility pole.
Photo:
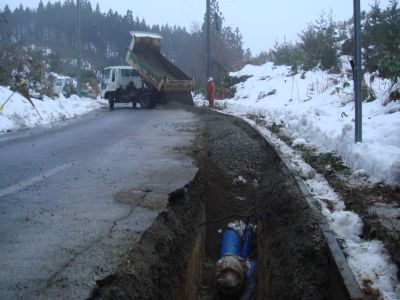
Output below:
[76,0,82,97]
[353,0,362,143]
[206,0,211,95]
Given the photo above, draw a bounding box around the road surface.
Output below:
[0,107,198,299]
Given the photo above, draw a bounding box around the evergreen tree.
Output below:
[362,0,400,78]
[298,11,339,70]
[272,39,304,70]
[0,0,246,87]
[363,1,386,72]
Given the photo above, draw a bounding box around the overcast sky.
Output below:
[1,0,391,54]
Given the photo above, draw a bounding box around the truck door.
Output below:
[101,69,111,90]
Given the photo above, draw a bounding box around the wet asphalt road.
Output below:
[0,107,198,299]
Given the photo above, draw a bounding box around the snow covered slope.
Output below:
[219,61,400,187]
[0,86,106,134]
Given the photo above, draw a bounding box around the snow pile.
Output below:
[0,86,106,134]
[219,61,400,187]
[233,175,247,184]
[203,60,400,299]
[193,92,209,107]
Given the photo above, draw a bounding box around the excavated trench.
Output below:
[89,109,359,300]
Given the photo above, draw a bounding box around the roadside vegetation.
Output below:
[250,1,400,92]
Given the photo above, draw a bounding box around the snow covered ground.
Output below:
[194,60,400,299]
[0,86,106,134]
[205,60,400,187]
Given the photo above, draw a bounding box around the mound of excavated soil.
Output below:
[163,92,194,106]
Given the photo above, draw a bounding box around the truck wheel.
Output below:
[139,95,153,109]
[109,98,115,111]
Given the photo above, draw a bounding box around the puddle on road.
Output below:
[114,189,145,205]
[115,188,171,211]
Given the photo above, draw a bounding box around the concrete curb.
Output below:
[280,156,366,300]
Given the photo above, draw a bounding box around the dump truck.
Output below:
[101,32,195,110]
[101,66,147,110]
[126,32,195,107]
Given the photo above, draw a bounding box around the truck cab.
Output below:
[101,66,143,110]
[53,77,75,97]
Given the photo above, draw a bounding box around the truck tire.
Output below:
[139,95,154,109]
[109,98,115,111]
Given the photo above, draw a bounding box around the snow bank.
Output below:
[193,92,209,107]
[0,86,106,134]
[220,61,400,187]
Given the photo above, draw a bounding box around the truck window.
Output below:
[111,70,115,82]
[102,69,111,81]
[54,79,63,86]
[120,69,138,78]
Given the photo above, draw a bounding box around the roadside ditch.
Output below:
[89,108,365,299]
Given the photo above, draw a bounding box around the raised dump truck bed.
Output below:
[125,32,194,105]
